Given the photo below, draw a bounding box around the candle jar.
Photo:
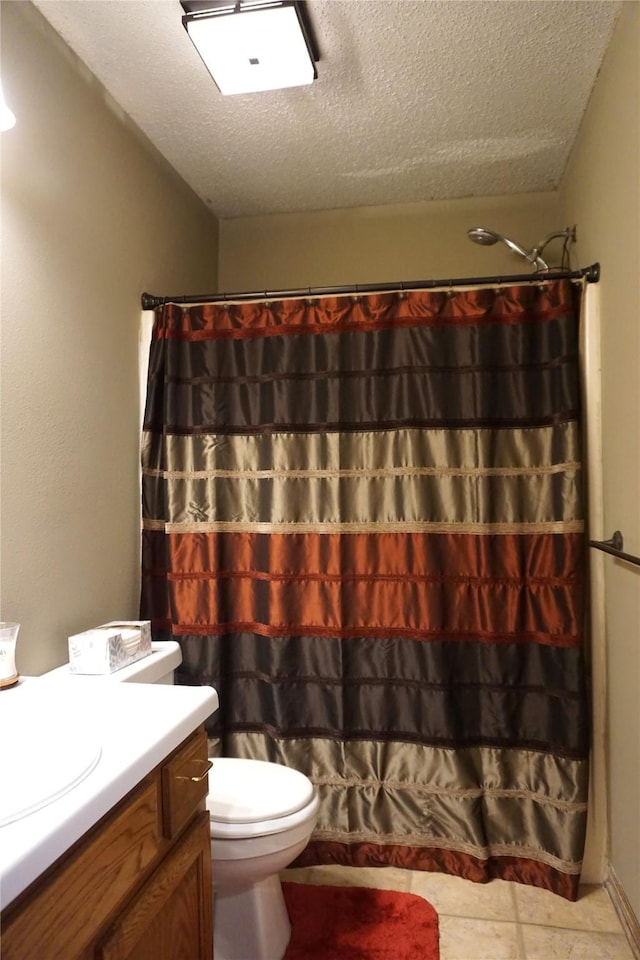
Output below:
[0,622,20,688]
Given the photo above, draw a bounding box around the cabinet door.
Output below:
[0,778,161,960]
[98,812,213,960]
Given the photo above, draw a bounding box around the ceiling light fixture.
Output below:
[181,0,318,96]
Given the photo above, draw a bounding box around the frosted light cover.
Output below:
[186,6,315,95]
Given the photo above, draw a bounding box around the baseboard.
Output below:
[605,867,640,960]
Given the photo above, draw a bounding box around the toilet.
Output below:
[208,757,319,960]
[41,641,319,960]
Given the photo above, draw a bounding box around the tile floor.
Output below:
[283,864,637,960]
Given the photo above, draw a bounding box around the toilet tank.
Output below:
[112,641,182,684]
[39,641,182,685]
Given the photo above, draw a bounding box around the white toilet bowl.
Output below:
[207,758,319,960]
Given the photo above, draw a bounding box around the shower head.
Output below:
[467,227,542,268]
[467,227,501,246]
[467,226,577,272]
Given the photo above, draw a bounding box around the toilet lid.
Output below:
[207,758,315,823]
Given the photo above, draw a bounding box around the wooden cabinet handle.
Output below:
[176,759,213,783]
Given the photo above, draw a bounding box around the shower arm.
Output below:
[530,227,577,271]
[498,235,542,268]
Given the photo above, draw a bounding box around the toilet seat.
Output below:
[207,758,318,840]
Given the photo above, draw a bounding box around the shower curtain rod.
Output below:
[140,262,600,310]
[589,531,640,568]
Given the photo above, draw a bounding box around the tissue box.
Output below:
[68,620,152,675]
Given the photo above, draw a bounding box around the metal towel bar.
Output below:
[588,531,640,567]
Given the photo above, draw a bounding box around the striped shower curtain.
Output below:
[141,278,589,900]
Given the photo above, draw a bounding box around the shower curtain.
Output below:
[141,278,589,900]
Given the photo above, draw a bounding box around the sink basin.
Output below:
[0,687,101,827]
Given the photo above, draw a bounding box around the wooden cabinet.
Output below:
[1,726,213,960]
[98,813,211,960]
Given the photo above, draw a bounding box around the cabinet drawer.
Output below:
[1,777,161,960]
[161,725,211,839]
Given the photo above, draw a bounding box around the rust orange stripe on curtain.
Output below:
[153,283,577,340]
[144,530,584,579]
[142,530,584,646]
[296,842,580,901]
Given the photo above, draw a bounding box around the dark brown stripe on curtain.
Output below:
[171,631,589,756]
[176,631,588,698]
[144,317,579,434]
[151,322,579,378]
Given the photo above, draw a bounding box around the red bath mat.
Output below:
[282,882,439,960]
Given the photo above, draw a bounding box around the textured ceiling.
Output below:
[31,0,621,219]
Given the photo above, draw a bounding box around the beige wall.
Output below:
[559,1,640,918]
[219,192,560,291]
[0,2,218,676]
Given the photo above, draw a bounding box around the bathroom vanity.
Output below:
[0,676,218,959]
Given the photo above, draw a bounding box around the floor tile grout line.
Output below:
[511,884,528,959]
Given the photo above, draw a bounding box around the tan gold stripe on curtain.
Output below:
[145,519,584,535]
[143,472,582,526]
[141,422,582,474]
[222,732,588,873]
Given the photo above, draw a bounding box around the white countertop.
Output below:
[0,674,218,911]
